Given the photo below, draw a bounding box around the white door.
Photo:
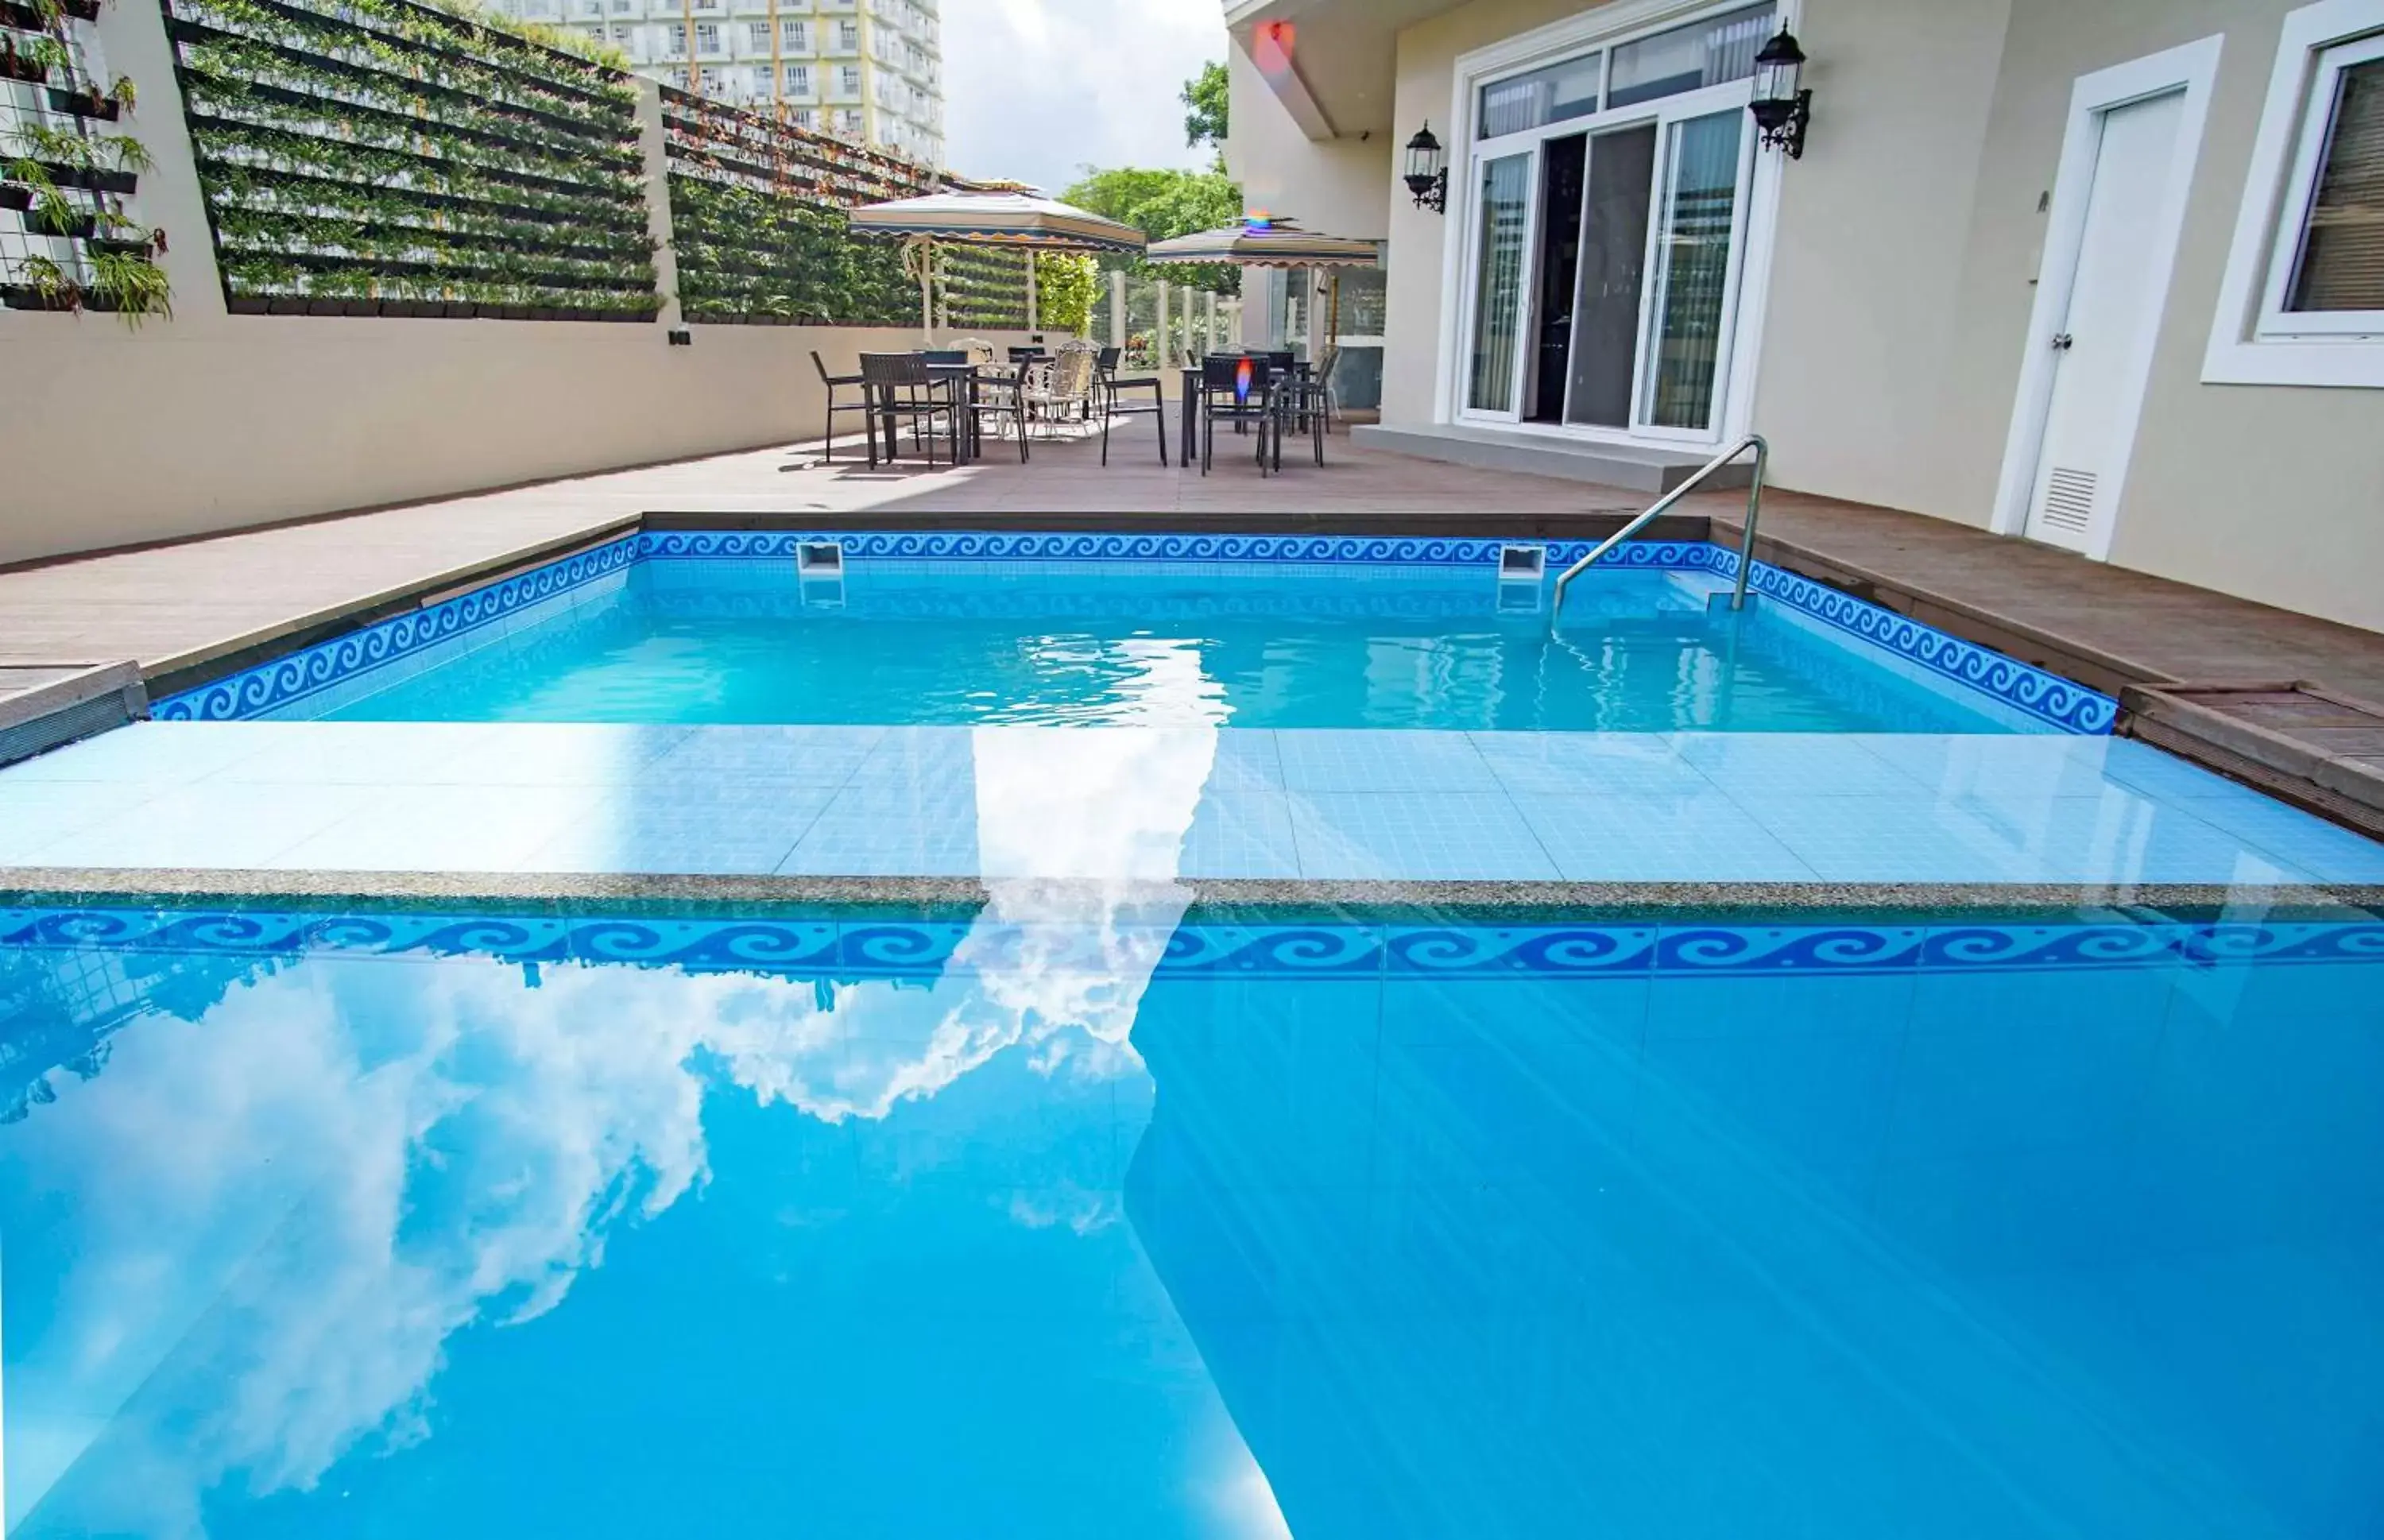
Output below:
[2024,89,2189,552]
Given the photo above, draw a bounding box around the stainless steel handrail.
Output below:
[1551,433,1769,619]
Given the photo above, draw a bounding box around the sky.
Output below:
[941,0,1229,195]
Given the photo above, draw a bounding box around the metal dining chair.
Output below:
[1098,351,1167,467]
[857,353,959,466]
[811,350,870,462]
[1199,354,1279,477]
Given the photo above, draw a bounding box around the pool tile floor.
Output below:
[3,722,2382,888]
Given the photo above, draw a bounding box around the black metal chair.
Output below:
[1199,354,1279,477]
[1278,346,1333,466]
[811,350,870,462]
[1099,357,1168,467]
[858,352,959,467]
[1008,346,1050,364]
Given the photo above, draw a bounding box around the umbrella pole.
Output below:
[1026,252,1039,335]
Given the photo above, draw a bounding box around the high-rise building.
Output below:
[520,0,944,167]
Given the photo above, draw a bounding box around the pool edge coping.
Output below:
[4,869,2378,922]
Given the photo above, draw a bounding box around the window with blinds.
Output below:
[2286,54,2384,313]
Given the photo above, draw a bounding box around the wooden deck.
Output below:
[5,413,2381,832]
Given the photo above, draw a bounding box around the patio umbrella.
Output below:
[1145,216,1380,356]
[848,189,1146,337]
[1142,216,1382,269]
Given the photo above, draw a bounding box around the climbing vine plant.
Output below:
[2,0,174,322]
[163,0,659,317]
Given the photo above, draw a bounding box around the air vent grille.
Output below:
[2038,466,2098,534]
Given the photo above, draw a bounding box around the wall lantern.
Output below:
[1404,122,1448,213]
[1748,29,1812,158]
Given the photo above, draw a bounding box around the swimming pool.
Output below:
[5,902,2380,1538]
[154,534,2115,735]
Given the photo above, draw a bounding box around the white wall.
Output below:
[1225,44,1397,240]
[0,0,1032,567]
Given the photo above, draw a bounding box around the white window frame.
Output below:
[2204,0,2384,387]
[1988,35,2223,554]
[1433,0,1793,447]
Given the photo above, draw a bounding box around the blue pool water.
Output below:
[307,565,2041,733]
[6,905,2382,1538]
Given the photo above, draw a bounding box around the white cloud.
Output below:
[942,0,1229,194]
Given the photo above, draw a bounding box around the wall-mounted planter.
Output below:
[60,0,99,18]
[87,236,150,258]
[0,52,47,84]
[46,86,122,119]
[1,284,124,312]
[25,207,96,238]
[226,293,270,313]
[1,184,30,211]
[40,164,138,195]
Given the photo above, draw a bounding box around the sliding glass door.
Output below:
[1639,110,1747,433]
[1466,150,1538,416]
[1455,2,1769,441]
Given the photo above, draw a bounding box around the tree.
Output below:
[1182,60,1228,151]
[1059,165,1244,292]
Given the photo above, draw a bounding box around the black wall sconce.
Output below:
[1404,122,1448,214]
[1749,29,1811,158]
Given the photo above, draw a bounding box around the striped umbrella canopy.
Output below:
[1144,217,1380,269]
[848,191,1147,253]
[848,191,1146,336]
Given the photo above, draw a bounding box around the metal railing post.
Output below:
[1551,434,1770,621]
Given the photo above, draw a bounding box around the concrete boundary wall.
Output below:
[0,0,1038,565]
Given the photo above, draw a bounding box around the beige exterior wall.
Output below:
[1224,46,1396,238]
[1265,0,2384,632]
[0,318,1023,567]
[1964,0,2384,632]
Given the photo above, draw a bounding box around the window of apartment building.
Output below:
[746,21,768,52]
[699,65,724,92]
[665,22,685,56]
[695,21,718,54]
[838,63,861,95]
[781,17,807,50]
[2208,0,2384,385]
[837,18,858,50]
[838,108,862,135]
[785,63,811,94]
[693,0,718,10]
[791,106,816,129]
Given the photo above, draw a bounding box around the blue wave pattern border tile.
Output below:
[151,531,2115,734]
[153,536,641,722]
[6,911,2378,979]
